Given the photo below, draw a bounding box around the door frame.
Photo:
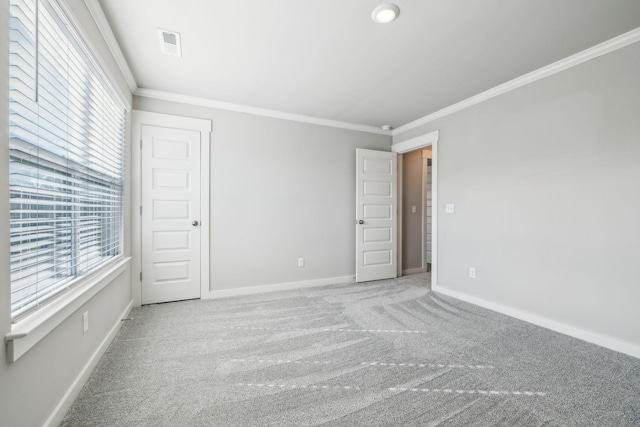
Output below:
[392,130,439,287]
[131,111,212,307]
[422,148,433,272]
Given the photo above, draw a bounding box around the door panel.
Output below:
[364,204,392,219]
[356,149,398,282]
[363,227,392,243]
[141,125,201,304]
[152,231,190,251]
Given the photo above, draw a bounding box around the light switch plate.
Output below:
[446,203,455,213]
[411,205,417,214]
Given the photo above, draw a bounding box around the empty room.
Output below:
[1,1,640,426]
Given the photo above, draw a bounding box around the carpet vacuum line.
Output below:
[234,383,546,397]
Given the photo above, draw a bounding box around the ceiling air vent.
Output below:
[157,28,182,57]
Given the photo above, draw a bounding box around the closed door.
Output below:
[141,125,201,304]
[355,149,398,282]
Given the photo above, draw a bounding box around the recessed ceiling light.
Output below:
[371,4,400,24]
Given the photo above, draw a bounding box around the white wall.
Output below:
[393,42,640,355]
[133,96,392,292]
[0,1,134,426]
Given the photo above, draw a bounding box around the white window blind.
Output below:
[9,0,126,320]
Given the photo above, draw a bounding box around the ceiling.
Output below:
[99,0,640,130]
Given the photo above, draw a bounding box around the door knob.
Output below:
[358,220,364,224]
[192,220,200,226]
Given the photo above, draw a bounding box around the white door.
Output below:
[141,125,201,304]
[356,149,398,282]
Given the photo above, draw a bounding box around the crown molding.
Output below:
[393,27,640,136]
[135,88,392,136]
[84,0,138,93]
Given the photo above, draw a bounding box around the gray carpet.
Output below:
[61,274,640,426]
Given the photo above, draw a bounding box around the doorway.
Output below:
[400,147,432,275]
[393,130,439,287]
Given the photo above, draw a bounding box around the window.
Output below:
[9,0,125,320]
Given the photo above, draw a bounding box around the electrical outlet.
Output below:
[446,203,455,214]
[469,267,476,279]
[83,311,89,333]
[298,257,305,267]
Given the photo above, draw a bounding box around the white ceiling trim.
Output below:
[134,88,392,136]
[393,26,640,136]
[84,0,138,93]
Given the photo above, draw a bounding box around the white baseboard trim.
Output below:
[204,276,356,299]
[402,268,427,275]
[432,284,640,360]
[44,300,134,427]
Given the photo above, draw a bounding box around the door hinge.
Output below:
[140,138,143,149]
[140,206,143,215]
[140,272,142,281]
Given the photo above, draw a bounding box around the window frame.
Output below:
[5,0,132,362]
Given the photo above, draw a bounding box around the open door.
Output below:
[356,149,398,282]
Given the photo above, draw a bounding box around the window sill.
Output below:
[5,257,131,363]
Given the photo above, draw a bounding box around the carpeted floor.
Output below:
[61,274,640,426]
